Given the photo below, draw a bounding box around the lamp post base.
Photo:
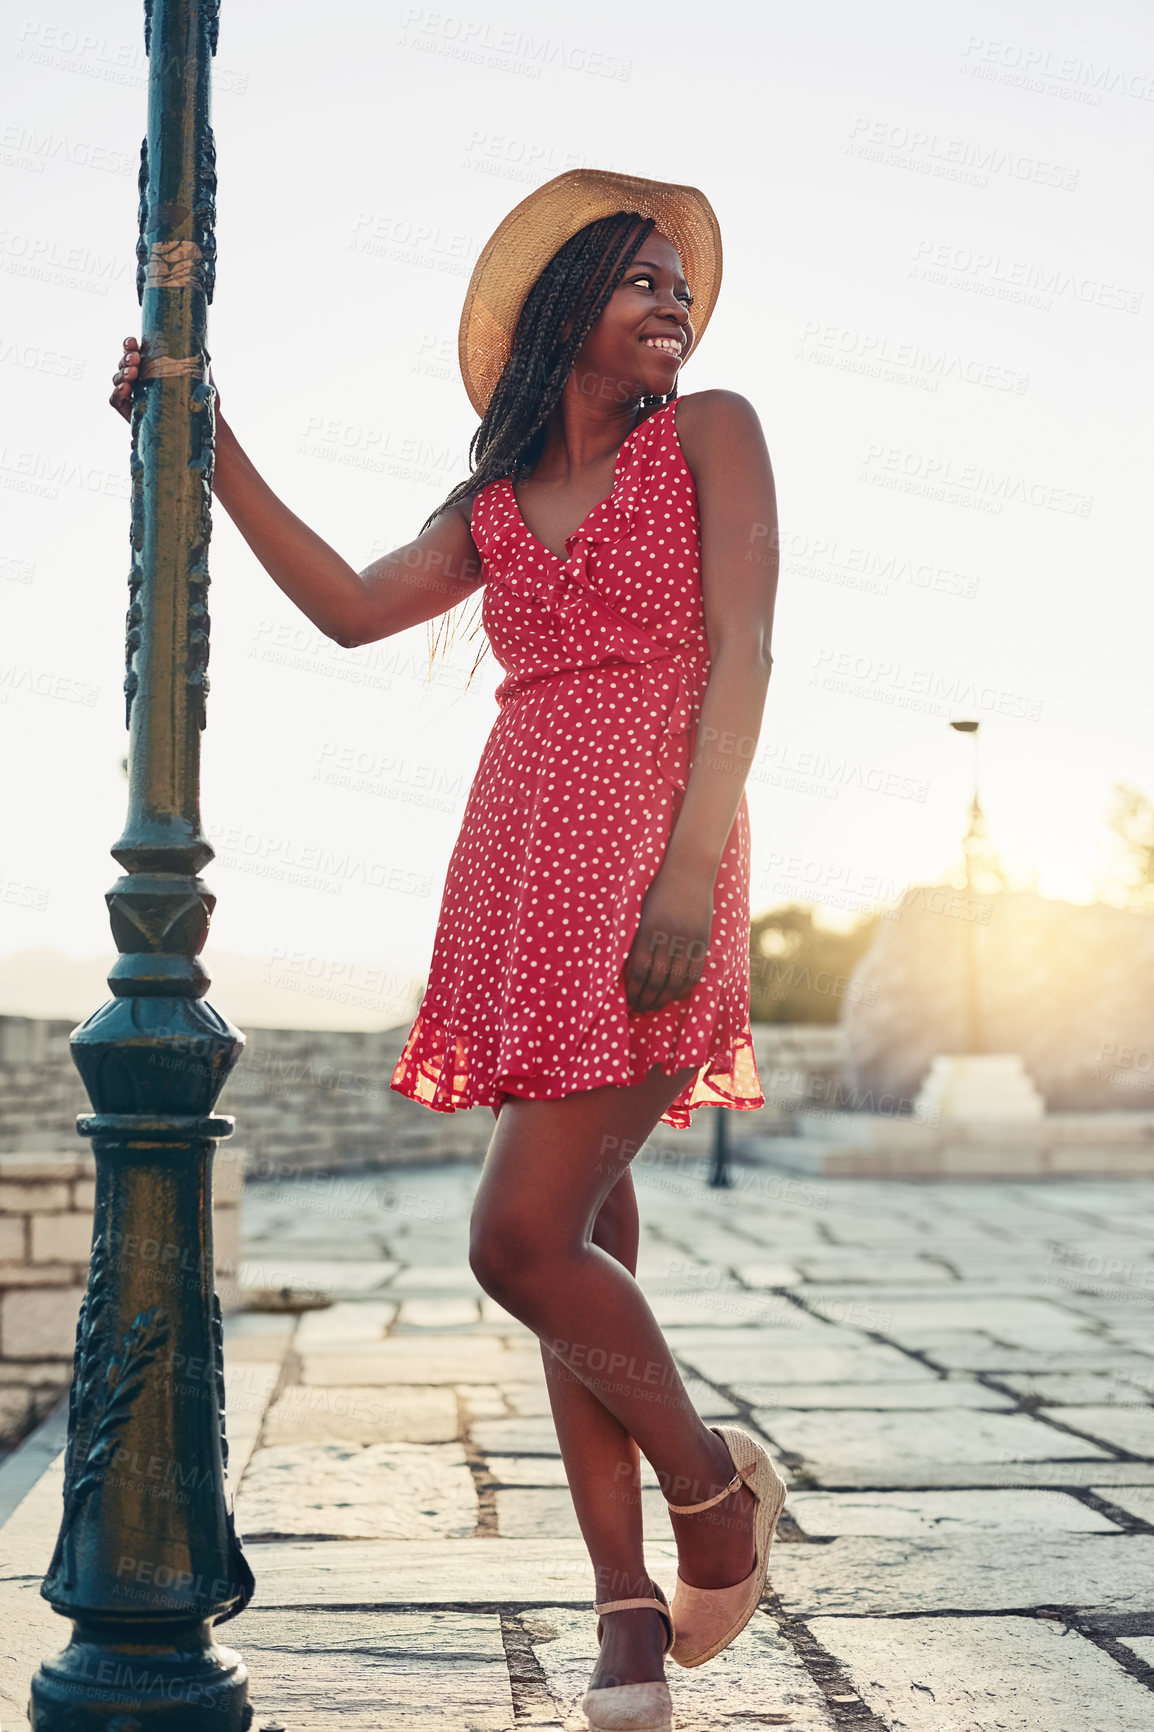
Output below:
[29,1617,251,1730]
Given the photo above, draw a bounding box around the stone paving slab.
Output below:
[396,1298,483,1328]
[898,1337,1154,1375]
[0,1575,72,1727]
[240,1257,400,1295]
[727,1261,803,1287]
[676,1342,936,1388]
[808,1614,1154,1731]
[756,1408,1110,1471]
[294,1299,400,1347]
[234,1609,516,1730]
[995,1372,1154,1405]
[1045,1404,1154,1457]
[235,1442,477,1540]
[1120,1635,1154,1665]
[523,1605,836,1729]
[472,1403,736,1459]
[261,1384,461,1445]
[748,1380,1013,1410]
[496,1487,671,1541]
[239,1536,679,1605]
[1091,1487,1154,1526]
[301,1339,543,1385]
[487,1456,663,1490]
[388,1267,486,1294]
[769,1461,1154,1492]
[771,1534,1154,1615]
[794,1257,956,1284]
[648,1293,804,1327]
[495,1371,752,1420]
[787,1489,1119,1537]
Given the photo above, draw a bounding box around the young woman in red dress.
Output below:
[113,168,785,1732]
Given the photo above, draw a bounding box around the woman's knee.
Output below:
[591,1177,638,1273]
[468,1201,561,1304]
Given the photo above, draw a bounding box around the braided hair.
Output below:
[424,210,674,688]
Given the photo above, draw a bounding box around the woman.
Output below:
[112,167,785,1732]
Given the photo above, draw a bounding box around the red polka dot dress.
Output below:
[390,398,764,1129]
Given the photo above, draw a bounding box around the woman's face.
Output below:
[567,227,696,407]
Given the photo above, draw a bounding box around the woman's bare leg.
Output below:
[538,1169,647,1615]
[472,1064,756,1689]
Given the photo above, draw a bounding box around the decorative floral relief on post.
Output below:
[45,1233,171,1597]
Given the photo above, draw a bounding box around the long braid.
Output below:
[423,211,673,687]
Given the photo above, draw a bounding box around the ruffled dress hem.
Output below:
[389,1008,764,1130]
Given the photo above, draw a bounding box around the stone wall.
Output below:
[0,1013,848,1174]
[843,887,1154,1111]
[0,1148,242,1444]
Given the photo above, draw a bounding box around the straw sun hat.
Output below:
[458,168,723,417]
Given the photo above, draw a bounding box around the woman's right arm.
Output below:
[110,338,484,649]
[213,414,483,648]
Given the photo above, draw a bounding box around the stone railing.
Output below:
[0,1014,849,1176]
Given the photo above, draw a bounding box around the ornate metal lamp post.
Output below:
[30,1,254,1724]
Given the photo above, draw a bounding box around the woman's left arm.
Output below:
[622,390,778,1013]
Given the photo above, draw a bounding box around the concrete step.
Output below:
[745,1122,1154,1178]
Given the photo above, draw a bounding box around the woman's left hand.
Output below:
[622,860,715,1013]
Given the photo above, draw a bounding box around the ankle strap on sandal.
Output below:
[594,1596,666,1615]
[666,1461,755,1515]
[594,1590,674,1655]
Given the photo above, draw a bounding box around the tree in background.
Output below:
[1105,782,1154,907]
[749,903,883,1024]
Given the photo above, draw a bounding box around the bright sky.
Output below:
[2,0,1153,1027]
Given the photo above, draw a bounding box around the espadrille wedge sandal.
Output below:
[580,1579,674,1731]
[666,1425,787,1668]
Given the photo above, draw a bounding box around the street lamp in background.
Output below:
[708,1105,732,1188]
[949,719,982,1056]
[912,718,1044,1123]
